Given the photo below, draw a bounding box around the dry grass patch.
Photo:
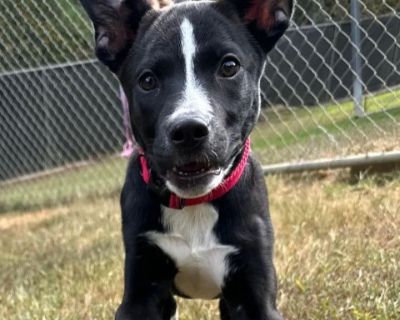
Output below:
[269,173,400,320]
[0,173,399,319]
[0,208,67,231]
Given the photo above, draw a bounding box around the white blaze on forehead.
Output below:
[181,18,196,90]
[168,18,212,123]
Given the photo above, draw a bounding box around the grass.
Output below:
[0,88,399,319]
[271,172,400,319]
[0,85,399,319]
[252,89,400,163]
[0,157,126,214]
[1,0,92,72]
[1,172,399,319]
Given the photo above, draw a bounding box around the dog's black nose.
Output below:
[169,119,209,148]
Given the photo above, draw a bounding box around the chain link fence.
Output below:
[1,0,399,212]
[256,0,400,170]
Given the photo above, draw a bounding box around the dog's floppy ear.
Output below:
[225,0,293,53]
[80,0,159,72]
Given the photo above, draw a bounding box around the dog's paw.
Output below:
[115,302,175,320]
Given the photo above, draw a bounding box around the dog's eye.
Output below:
[219,56,240,78]
[138,72,157,91]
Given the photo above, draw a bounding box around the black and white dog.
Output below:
[80,0,293,319]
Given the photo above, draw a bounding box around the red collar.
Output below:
[139,139,251,210]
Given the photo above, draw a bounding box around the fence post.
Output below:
[350,0,365,117]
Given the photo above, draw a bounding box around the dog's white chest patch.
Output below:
[147,204,236,299]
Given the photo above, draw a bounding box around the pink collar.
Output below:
[139,139,251,210]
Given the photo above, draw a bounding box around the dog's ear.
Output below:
[81,0,170,72]
[225,0,293,53]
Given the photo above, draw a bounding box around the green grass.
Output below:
[0,157,126,214]
[252,89,400,163]
[1,0,92,72]
[1,173,399,319]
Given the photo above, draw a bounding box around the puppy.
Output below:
[80,0,293,319]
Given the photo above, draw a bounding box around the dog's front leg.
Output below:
[220,253,283,320]
[116,239,177,320]
[116,175,177,320]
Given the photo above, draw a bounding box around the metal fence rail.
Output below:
[0,0,399,210]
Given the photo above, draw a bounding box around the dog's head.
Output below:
[81,0,293,198]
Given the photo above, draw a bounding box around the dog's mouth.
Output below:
[170,160,220,179]
[165,159,225,198]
